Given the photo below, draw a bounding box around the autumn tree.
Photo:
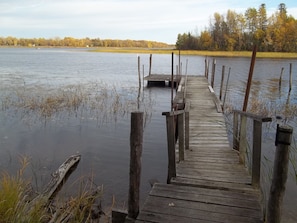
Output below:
[198,30,212,50]
[175,3,297,52]
[176,32,198,50]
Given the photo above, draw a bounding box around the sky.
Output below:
[1,0,297,44]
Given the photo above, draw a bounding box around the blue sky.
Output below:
[1,0,297,44]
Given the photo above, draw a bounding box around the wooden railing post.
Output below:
[164,114,176,184]
[252,120,262,187]
[219,65,225,101]
[204,57,207,78]
[267,125,293,223]
[185,102,190,150]
[171,52,174,111]
[239,115,247,164]
[211,59,216,88]
[233,111,239,151]
[178,112,185,161]
[127,112,143,220]
[289,63,292,92]
[149,54,152,76]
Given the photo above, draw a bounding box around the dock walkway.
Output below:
[135,76,263,223]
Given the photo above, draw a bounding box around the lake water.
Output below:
[0,48,296,221]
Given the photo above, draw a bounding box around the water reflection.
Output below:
[0,49,296,220]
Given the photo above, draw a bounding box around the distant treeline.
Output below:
[176,3,297,52]
[0,36,171,48]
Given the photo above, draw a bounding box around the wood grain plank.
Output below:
[142,196,262,222]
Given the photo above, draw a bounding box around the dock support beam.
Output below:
[127,112,143,221]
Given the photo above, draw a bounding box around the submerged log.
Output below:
[43,154,81,202]
[30,154,81,207]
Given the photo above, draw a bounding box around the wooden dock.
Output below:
[144,74,181,87]
[135,76,263,223]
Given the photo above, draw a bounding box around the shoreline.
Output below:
[1,46,297,58]
[89,47,297,59]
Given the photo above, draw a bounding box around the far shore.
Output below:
[2,46,297,58]
[90,47,297,59]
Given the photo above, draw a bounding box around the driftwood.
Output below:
[42,154,81,202]
[30,154,81,207]
[27,154,104,222]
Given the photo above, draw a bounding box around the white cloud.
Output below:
[0,0,297,43]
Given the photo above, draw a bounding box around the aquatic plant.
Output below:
[0,156,49,222]
[0,81,154,126]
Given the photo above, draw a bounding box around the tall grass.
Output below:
[0,156,49,222]
[0,156,104,222]
[1,81,154,126]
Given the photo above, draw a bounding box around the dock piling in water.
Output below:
[127,112,143,220]
[149,54,152,76]
[219,65,225,101]
[267,125,293,223]
[243,45,257,112]
[289,63,292,92]
[211,58,216,88]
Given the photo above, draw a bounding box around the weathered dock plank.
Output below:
[136,184,262,223]
[134,75,263,223]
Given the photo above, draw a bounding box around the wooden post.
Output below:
[180,62,182,76]
[267,125,293,223]
[279,67,284,89]
[185,59,188,75]
[239,115,247,164]
[252,120,262,187]
[179,50,181,75]
[219,65,225,101]
[149,54,152,76]
[243,45,257,112]
[178,112,185,161]
[233,111,239,151]
[112,209,128,223]
[185,102,190,150]
[289,63,292,92]
[127,112,143,220]
[211,59,216,88]
[204,57,207,77]
[222,67,231,110]
[142,64,144,91]
[138,56,141,88]
[164,114,176,184]
[171,52,174,111]
[207,59,210,80]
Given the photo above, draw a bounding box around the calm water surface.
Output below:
[0,48,296,221]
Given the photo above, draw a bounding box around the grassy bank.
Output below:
[90,47,297,58]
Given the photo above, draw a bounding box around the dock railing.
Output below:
[233,110,294,222]
[163,72,189,183]
[233,110,272,188]
[162,100,190,184]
